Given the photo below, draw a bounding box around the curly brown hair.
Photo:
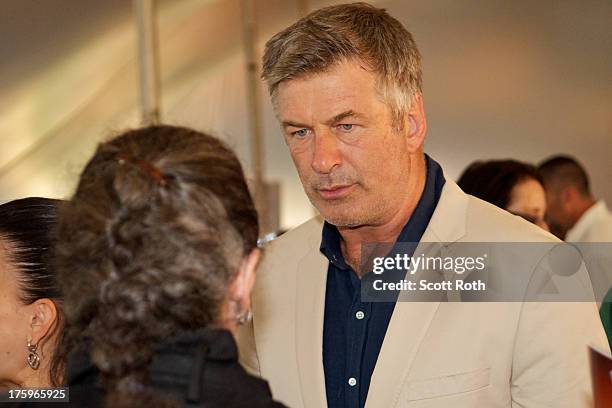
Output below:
[53,125,258,407]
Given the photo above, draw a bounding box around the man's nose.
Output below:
[311,130,342,174]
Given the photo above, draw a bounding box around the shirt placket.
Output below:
[345,275,371,408]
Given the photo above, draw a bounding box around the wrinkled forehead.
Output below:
[272,58,378,99]
[274,61,383,121]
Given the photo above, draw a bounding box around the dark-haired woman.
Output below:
[457,159,549,231]
[0,198,63,389]
[55,125,286,407]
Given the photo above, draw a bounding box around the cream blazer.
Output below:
[238,179,609,408]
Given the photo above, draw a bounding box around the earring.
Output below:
[236,309,253,325]
[27,339,40,370]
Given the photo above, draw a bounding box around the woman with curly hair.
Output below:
[54,125,285,407]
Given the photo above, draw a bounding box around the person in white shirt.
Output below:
[539,155,612,350]
[567,200,612,242]
[538,155,612,242]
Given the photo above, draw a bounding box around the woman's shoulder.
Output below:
[65,329,286,408]
[150,328,287,408]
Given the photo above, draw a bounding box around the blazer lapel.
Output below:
[295,229,329,408]
[426,177,469,244]
[365,301,441,408]
[365,178,470,408]
[364,230,442,408]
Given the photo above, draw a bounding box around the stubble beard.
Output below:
[306,188,390,228]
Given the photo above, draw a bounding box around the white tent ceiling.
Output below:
[1,0,610,230]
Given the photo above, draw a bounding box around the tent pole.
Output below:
[240,0,268,232]
[134,0,161,125]
[297,0,310,17]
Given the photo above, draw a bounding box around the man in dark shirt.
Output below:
[237,3,607,408]
[321,156,444,408]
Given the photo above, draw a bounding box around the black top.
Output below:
[321,155,446,408]
[41,328,285,408]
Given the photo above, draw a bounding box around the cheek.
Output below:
[348,142,406,187]
[289,147,310,172]
[0,305,28,378]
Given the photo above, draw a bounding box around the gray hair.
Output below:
[54,125,259,407]
[262,2,422,128]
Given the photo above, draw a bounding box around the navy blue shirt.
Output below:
[321,156,445,408]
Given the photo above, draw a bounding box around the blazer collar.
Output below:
[423,176,469,244]
[295,216,329,407]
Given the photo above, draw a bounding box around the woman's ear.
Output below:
[230,249,261,311]
[27,299,58,349]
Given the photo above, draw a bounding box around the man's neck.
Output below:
[338,160,427,276]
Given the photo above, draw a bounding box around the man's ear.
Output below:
[28,299,58,348]
[403,93,427,153]
[229,249,261,311]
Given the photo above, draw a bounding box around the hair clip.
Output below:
[116,154,169,187]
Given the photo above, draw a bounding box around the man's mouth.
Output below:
[317,184,355,200]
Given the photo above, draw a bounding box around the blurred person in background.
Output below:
[538,155,612,242]
[0,198,64,389]
[54,125,285,408]
[538,155,612,352]
[457,159,549,231]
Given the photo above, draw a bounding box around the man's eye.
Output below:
[291,129,309,138]
[338,124,354,132]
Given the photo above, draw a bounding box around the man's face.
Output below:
[276,60,422,227]
[544,187,570,239]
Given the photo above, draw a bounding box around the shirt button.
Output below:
[348,377,357,387]
[355,311,365,320]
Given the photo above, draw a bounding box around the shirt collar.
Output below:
[319,155,445,268]
[566,200,610,242]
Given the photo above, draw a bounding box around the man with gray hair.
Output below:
[238,3,607,407]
